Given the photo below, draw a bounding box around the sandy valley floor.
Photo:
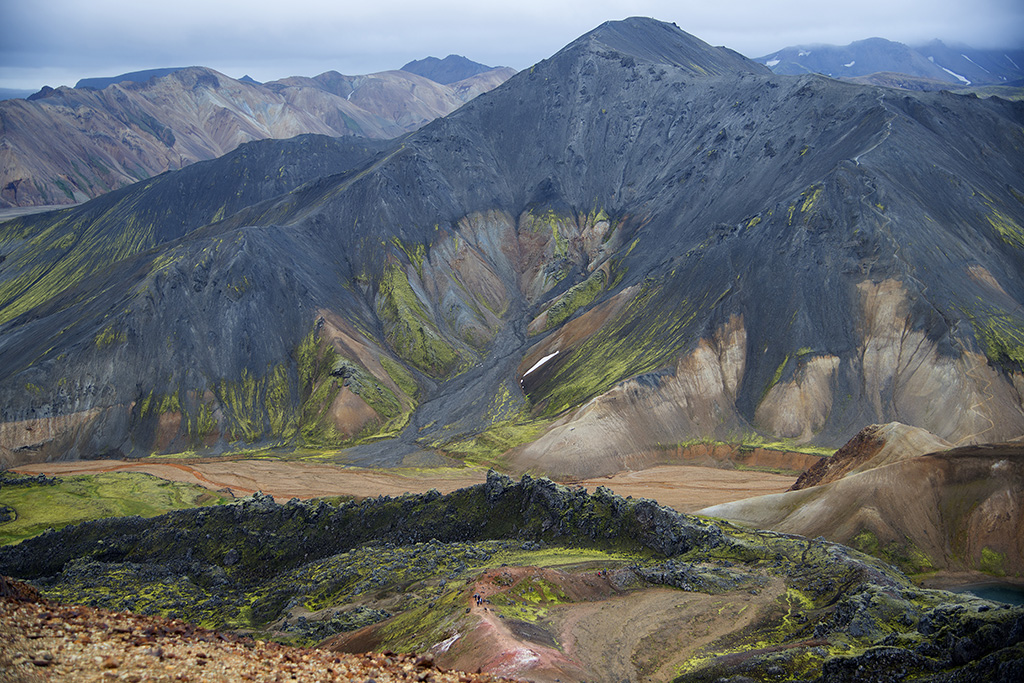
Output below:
[14,460,797,513]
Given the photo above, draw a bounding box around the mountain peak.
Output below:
[400,54,495,85]
[569,17,769,77]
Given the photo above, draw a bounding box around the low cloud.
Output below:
[1,0,1021,90]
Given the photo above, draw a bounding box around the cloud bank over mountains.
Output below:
[2,0,1022,90]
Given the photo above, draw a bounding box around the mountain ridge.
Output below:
[757,36,1024,87]
[74,67,189,90]
[0,64,514,208]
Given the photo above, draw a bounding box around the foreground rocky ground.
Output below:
[2,471,1023,681]
[0,576,513,683]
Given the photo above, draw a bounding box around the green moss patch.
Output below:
[376,263,465,377]
[970,309,1024,370]
[0,472,227,545]
[543,268,607,330]
[980,546,1007,576]
[850,529,936,576]
[528,279,710,417]
[437,418,550,468]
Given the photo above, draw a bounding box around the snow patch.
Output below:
[961,54,990,73]
[798,50,810,57]
[765,59,780,68]
[522,351,559,379]
[928,56,935,63]
[844,61,856,68]
[1005,54,1020,70]
[941,67,971,85]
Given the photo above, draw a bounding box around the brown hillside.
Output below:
[701,440,1024,576]
[790,421,950,490]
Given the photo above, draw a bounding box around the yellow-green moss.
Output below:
[0,198,160,324]
[379,355,419,400]
[528,279,710,417]
[438,418,551,468]
[980,547,1007,576]
[988,208,1024,249]
[962,306,1024,368]
[544,269,607,330]
[376,263,463,377]
[850,529,936,575]
[0,473,227,545]
[94,324,127,349]
[390,237,427,278]
[157,391,181,415]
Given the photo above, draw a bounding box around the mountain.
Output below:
[700,424,1024,576]
[2,472,1022,681]
[917,40,1024,86]
[0,65,514,208]
[757,37,1024,87]
[1,17,1023,471]
[74,67,188,90]
[401,54,497,84]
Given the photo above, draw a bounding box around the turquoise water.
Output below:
[951,583,1024,605]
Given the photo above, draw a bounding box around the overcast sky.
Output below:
[2,0,1023,91]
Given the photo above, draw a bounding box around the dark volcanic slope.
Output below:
[1,17,1023,469]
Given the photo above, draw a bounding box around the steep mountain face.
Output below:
[757,37,1024,86]
[701,425,1024,577]
[1,17,1023,470]
[0,65,513,208]
[401,55,498,84]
